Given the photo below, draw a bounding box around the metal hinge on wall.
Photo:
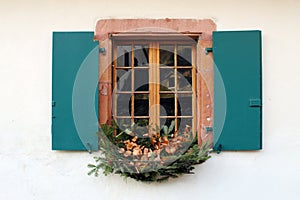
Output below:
[249,99,262,107]
[205,47,213,55]
[205,126,213,133]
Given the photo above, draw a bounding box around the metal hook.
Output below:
[205,47,213,55]
[205,126,213,133]
[99,47,106,55]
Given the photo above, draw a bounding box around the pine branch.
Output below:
[88,123,212,182]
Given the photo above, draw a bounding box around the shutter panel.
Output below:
[213,30,262,150]
[52,32,99,151]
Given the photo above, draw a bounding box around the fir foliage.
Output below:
[88,122,211,182]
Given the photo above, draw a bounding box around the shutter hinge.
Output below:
[249,99,262,107]
[52,101,56,119]
[205,47,213,55]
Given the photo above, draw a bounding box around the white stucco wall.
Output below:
[0,0,299,199]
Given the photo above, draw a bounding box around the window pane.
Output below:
[117,45,132,67]
[133,118,149,137]
[134,94,149,116]
[116,94,131,116]
[160,93,175,116]
[134,44,149,67]
[177,68,192,91]
[160,45,174,66]
[160,118,176,135]
[134,69,149,91]
[178,94,192,116]
[177,118,193,134]
[160,68,175,91]
[116,118,132,133]
[116,69,131,91]
[177,45,192,66]
[134,118,149,126]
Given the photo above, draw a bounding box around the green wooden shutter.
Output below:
[213,30,262,150]
[52,32,99,151]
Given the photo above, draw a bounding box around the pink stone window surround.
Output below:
[95,18,215,41]
[95,18,216,146]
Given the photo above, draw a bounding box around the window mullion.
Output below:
[148,42,160,133]
[149,42,155,134]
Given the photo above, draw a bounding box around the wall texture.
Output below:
[0,0,299,199]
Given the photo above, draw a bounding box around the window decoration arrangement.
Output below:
[52,19,262,183]
[88,123,211,182]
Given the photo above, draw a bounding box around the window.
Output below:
[52,19,262,151]
[112,40,197,136]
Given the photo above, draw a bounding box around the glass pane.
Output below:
[177,45,192,66]
[160,118,176,135]
[117,45,132,67]
[160,93,175,116]
[178,94,192,116]
[177,118,193,134]
[160,68,175,91]
[133,118,149,137]
[116,118,132,133]
[134,69,149,91]
[116,94,131,116]
[116,69,131,91]
[134,44,149,67]
[134,118,149,127]
[177,68,192,91]
[160,45,174,66]
[134,94,149,116]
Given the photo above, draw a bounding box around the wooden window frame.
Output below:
[112,39,197,137]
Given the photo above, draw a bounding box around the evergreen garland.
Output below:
[88,122,211,182]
